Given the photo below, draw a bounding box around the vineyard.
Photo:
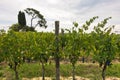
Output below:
[0,16,120,80]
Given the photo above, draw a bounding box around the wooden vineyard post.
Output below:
[61,29,64,50]
[55,21,60,80]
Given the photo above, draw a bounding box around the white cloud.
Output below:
[0,0,120,32]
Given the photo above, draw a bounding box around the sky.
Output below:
[0,0,120,33]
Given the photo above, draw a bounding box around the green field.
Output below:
[0,62,120,80]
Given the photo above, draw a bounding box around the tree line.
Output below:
[10,8,47,32]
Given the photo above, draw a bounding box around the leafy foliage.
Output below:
[9,23,21,31]
[0,16,120,80]
[18,11,26,26]
[25,8,47,29]
[92,17,118,80]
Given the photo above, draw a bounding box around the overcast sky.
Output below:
[0,0,120,32]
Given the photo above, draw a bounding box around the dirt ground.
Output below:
[22,76,120,80]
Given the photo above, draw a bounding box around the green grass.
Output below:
[0,65,15,80]
[0,62,120,80]
[19,63,56,78]
[76,63,102,80]
[106,63,120,77]
[0,66,3,77]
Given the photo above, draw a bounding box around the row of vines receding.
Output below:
[0,16,120,80]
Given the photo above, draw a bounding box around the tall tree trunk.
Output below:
[72,63,76,80]
[41,62,45,80]
[102,63,107,80]
[14,62,19,80]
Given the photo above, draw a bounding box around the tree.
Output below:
[9,23,21,31]
[0,31,24,80]
[116,34,120,60]
[92,17,117,80]
[0,30,6,63]
[33,32,54,80]
[24,8,47,29]
[18,11,26,27]
[64,16,98,80]
[10,8,47,32]
[9,11,26,32]
[65,25,80,80]
[9,23,36,32]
